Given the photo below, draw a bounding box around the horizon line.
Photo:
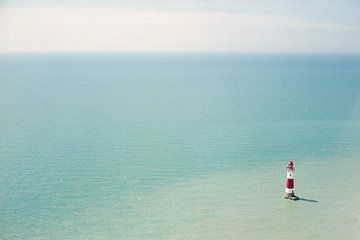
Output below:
[1,51,360,55]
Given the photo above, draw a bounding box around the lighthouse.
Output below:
[284,160,299,200]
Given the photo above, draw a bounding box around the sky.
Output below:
[0,0,359,53]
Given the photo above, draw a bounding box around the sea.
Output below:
[0,53,359,239]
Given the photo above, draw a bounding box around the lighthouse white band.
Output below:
[285,188,294,193]
[286,171,294,179]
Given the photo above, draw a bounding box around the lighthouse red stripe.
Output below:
[286,179,294,189]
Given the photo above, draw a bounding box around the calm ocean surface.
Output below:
[0,54,360,239]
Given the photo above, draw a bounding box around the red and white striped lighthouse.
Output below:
[284,160,299,200]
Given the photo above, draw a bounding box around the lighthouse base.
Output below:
[284,192,299,201]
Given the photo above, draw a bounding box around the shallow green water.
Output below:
[0,54,359,239]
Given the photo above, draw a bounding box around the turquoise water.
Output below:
[0,54,360,239]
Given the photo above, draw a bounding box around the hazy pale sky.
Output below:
[0,0,359,52]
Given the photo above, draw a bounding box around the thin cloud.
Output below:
[0,7,359,52]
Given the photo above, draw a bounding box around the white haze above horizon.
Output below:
[0,1,359,53]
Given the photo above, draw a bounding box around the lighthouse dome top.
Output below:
[287,161,294,170]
